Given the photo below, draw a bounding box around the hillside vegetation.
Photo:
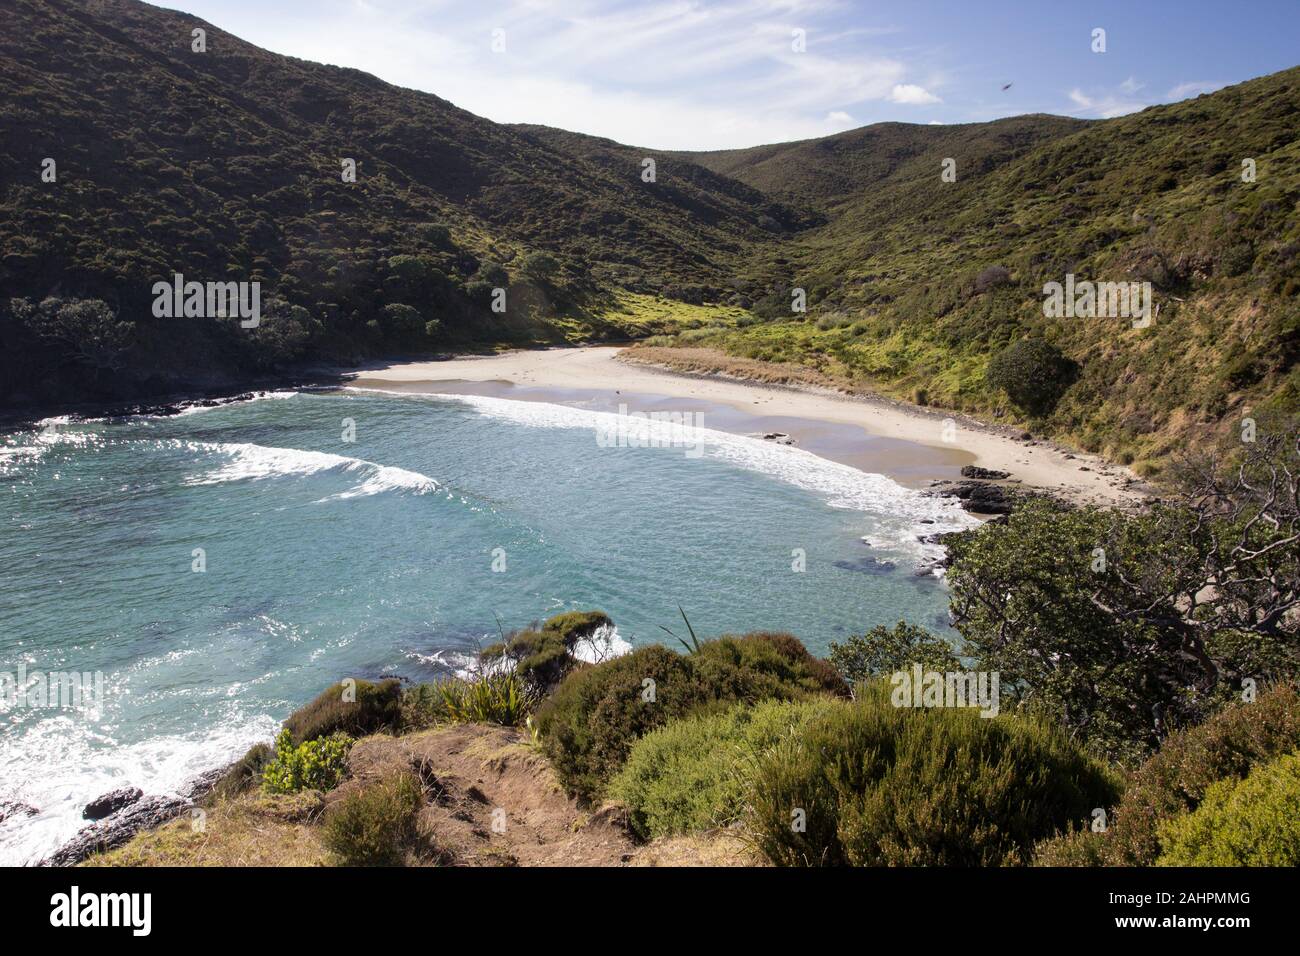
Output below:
[1,0,1295,474]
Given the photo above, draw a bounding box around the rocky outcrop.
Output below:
[929,479,1023,515]
[960,465,1011,480]
[0,800,38,824]
[83,787,143,820]
[43,795,190,866]
[42,767,229,866]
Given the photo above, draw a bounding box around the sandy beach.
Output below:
[345,346,1149,507]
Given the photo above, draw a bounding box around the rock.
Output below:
[83,787,143,820]
[930,479,1018,515]
[960,465,1011,480]
[0,800,38,824]
[833,556,897,575]
[44,794,189,866]
[760,432,795,445]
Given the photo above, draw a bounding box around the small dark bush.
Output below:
[284,679,403,744]
[323,772,423,866]
[973,265,1012,293]
[985,338,1078,417]
[748,683,1119,866]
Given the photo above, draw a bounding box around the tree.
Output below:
[827,621,962,685]
[946,420,1300,762]
[11,296,133,371]
[985,338,1077,417]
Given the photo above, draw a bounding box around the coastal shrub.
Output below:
[435,671,537,726]
[693,633,850,700]
[985,338,1077,416]
[261,729,352,795]
[401,683,451,731]
[748,683,1119,866]
[537,645,697,801]
[209,742,273,801]
[481,610,613,694]
[828,622,963,684]
[610,698,838,839]
[538,635,850,801]
[323,771,423,866]
[1156,750,1300,866]
[1034,685,1300,866]
[284,678,403,744]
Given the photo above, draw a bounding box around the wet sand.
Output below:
[344,346,1147,505]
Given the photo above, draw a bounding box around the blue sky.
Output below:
[161,0,1300,149]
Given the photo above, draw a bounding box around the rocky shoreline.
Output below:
[37,766,229,867]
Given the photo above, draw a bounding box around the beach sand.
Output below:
[343,346,1149,507]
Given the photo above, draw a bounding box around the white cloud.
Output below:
[889,83,941,105]
[1067,86,1145,119]
[1167,80,1224,100]
[162,0,940,149]
[1119,76,1144,94]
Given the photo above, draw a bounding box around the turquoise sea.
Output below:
[0,387,973,863]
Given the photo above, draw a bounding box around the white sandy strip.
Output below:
[345,346,1146,507]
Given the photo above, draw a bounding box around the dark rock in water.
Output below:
[0,800,39,824]
[44,794,189,866]
[833,556,896,575]
[760,431,795,445]
[83,787,143,820]
[960,465,1011,480]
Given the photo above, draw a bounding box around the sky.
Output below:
[160,0,1300,150]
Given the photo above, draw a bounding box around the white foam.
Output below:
[0,709,280,866]
[418,392,977,560]
[179,441,438,500]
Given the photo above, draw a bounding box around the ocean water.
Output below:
[0,387,974,863]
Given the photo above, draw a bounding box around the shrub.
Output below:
[985,338,1078,417]
[323,772,423,866]
[1156,750,1300,866]
[209,742,273,801]
[261,729,352,794]
[1035,685,1300,865]
[519,251,560,282]
[435,671,537,726]
[538,635,848,801]
[481,610,613,694]
[284,679,402,744]
[610,698,838,839]
[973,265,1012,293]
[828,622,962,684]
[748,683,1119,866]
[537,645,696,801]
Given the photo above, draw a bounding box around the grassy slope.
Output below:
[663,71,1300,472]
[0,0,775,405]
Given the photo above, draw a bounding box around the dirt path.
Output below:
[345,724,640,866]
